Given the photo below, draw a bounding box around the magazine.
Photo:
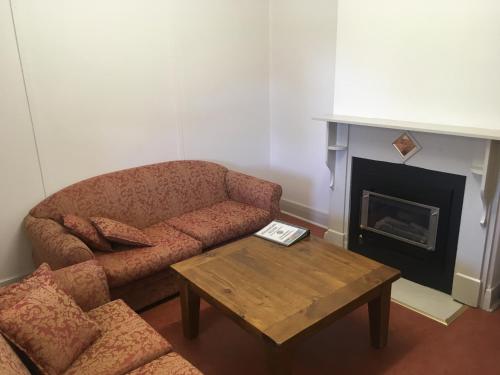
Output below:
[254,220,310,246]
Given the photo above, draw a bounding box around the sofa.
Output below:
[0,260,202,375]
[25,160,282,310]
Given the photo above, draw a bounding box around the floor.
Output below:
[141,214,500,375]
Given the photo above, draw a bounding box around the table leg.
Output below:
[178,276,200,339]
[266,345,292,375]
[368,283,391,348]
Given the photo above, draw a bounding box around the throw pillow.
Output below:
[90,217,154,247]
[0,284,101,375]
[62,214,112,252]
[0,263,57,311]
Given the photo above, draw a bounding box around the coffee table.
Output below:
[171,235,400,375]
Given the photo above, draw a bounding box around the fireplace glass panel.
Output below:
[360,190,439,251]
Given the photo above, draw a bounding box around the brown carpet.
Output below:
[141,297,500,374]
[141,215,500,374]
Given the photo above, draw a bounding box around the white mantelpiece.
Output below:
[314,114,500,141]
[315,115,500,311]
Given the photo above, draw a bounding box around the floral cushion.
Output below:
[94,222,202,288]
[0,263,57,311]
[167,200,271,247]
[90,217,154,247]
[62,214,112,251]
[86,299,137,332]
[129,352,203,375]
[0,284,101,375]
[64,299,171,375]
[0,334,30,375]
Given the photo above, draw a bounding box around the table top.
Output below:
[172,235,400,346]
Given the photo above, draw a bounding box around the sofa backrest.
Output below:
[30,160,229,228]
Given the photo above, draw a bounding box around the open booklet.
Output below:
[254,220,310,246]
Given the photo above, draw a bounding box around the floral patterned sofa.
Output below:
[0,260,202,375]
[25,160,282,310]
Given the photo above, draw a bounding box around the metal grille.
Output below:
[360,190,439,251]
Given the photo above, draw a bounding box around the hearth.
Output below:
[348,157,466,294]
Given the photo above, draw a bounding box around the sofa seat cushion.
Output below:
[166,200,271,248]
[95,223,202,288]
[87,299,137,331]
[128,352,203,375]
[64,300,171,375]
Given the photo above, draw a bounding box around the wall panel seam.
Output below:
[9,0,47,197]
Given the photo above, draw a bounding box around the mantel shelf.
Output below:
[317,115,500,227]
[314,114,500,141]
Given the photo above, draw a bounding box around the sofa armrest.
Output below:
[53,260,111,311]
[24,215,94,270]
[225,171,282,219]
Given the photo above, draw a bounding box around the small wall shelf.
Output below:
[321,121,349,189]
[328,145,348,151]
[471,166,484,176]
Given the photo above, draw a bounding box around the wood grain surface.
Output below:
[173,235,400,347]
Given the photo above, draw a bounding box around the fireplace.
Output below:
[348,157,466,294]
[360,190,440,251]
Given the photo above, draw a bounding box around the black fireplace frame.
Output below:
[348,157,466,294]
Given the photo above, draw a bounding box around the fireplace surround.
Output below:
[315,115,500,310]
[348,157,466,294]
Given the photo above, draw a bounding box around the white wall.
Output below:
[171,1,270,178]
[0,0,45,283]
[269,0,337,224]
[12,1,181,194]
[0,0,270,282]
[12,0,270,195]
[334,0,500,130]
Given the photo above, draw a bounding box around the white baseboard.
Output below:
[280,199,329,228]
[323,229,346,247]
[0,274,26,287]
[452,273,481,307]
[482,282,500,312]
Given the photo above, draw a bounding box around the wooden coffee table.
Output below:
[172,235,400,375]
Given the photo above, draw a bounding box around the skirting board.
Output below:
[280,199,329,228]
[323,229,347,248]
[482,282,500,312]
[452,272,481,307]
[0,274,26,287]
